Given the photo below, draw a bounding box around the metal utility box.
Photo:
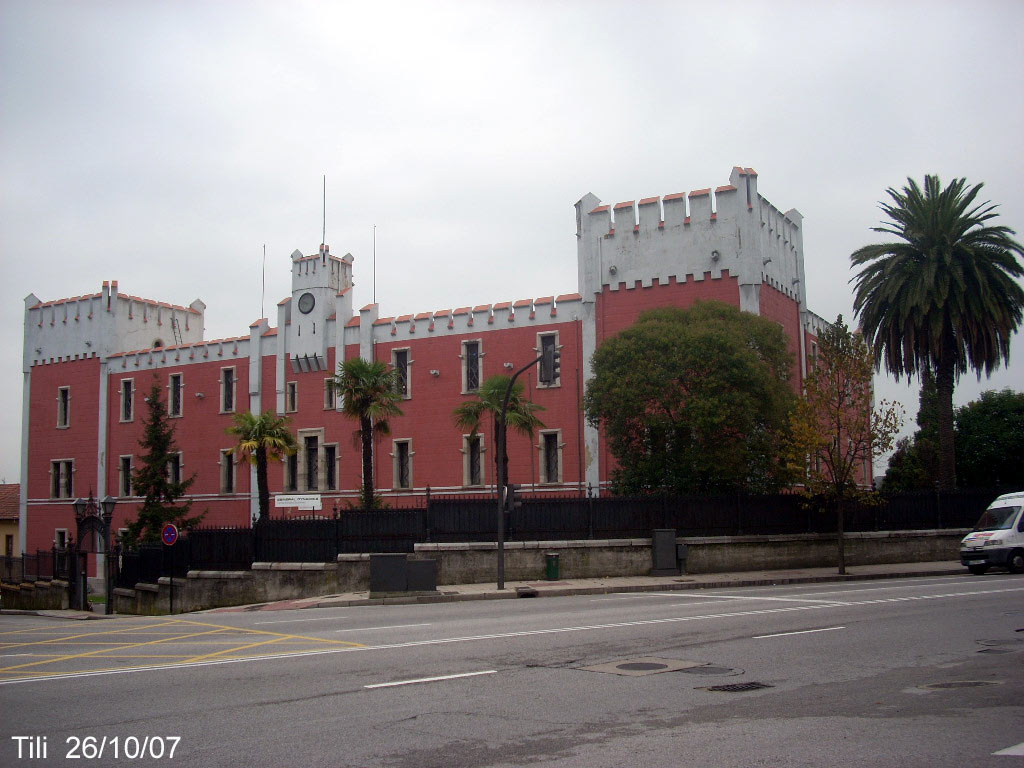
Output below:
[369,553,409,593]
[651,529,680,576]
[406,558,438,592]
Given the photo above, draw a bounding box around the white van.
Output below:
[960,491,1024,575]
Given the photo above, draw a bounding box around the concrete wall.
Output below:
[108,530,967,615]
[1,579,71,610]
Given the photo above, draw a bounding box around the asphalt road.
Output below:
[1,573,1022,767]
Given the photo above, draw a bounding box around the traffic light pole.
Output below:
[496,350,555,590]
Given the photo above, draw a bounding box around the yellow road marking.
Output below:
[182,637,289,663]
[164,617,366,647]
[0,621,181,650]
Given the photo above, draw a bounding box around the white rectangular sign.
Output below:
[274,494,322,511]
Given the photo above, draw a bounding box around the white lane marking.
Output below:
[253,615,349,625]
[754,626,846,639]
[334,623,431,633]
[365,670,496,689]
[670,594,850,605]
[4,585,1022,686]
[768,576,1021,600]
[0,654,33,657]
[993,741,1024,756]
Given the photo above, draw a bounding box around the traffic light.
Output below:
[540,344,561,384]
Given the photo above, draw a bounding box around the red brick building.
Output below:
[18,168,831,564]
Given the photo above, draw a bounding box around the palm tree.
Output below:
[227,411,298,523]
[332,357,404,508]
[453,375,545,487]
[850,175,1024,490]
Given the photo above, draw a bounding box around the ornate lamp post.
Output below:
[72,493,117,614]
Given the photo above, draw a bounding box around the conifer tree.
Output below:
[124,378,203,545]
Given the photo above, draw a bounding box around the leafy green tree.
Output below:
[787,317,903,573]
[452,375,545,485]
[584,301,795,495]
[331,357,404,508]
[125,379,204,545]
[851,175,1024,490]
[954,389,1024,488]
[227,411,298,523]
[880,369,939,492]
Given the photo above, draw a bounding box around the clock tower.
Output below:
[286,243,353,371]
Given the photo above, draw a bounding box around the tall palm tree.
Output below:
[453,375,545,487]
[850,175,1024,490]
[332,357,404,508]
[227,411,298,523]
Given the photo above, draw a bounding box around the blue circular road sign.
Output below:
[161,523,179,546]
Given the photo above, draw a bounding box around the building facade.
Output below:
[19,167,832,558]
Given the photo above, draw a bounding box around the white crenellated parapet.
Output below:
[575,167,806,316]
[23,281,205,371]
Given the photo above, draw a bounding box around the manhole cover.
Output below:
[921,681,999,690]
[581,657,704,677]
[704,682,773,692]
[680,666,737,676]
[617,662,669,671]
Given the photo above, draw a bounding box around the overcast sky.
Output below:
[2,0,1022,485]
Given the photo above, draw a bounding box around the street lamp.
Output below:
[71,493,117,614]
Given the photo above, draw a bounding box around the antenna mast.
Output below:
[373,224,376,305]
[322,175,326,248]
[261,244,266,318]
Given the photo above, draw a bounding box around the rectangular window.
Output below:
[119,456,133,497]
[285,453,298,492]
[538,332,561,387]
[324,378,336,410]
[169,373,183,417]
[462,340,481,393]
[286,381,298,413]
[540,431,561,484]
[221,367,236,413]
[220,449,235,494]
[51,460,73,498]
[57,386,70,428]
[464,435,483,487]
[55,529,68,549]
[4,534,12,558]
[304,435,319,491]
[393,440,412,490]
[324,444,337,491]
[120,379,134,422]
[167,453,183,486]
[393,348,411,398]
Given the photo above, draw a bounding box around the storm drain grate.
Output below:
[704,682,773,693]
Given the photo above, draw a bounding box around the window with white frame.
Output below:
[220,449,235,494]
[168,373,183,417]
[50,459,74,498]
[167,452,183,486]
[324,378,336,410]
[55,529,68,549]
[120,379,134,422]
[57,386,70,428]
[537,332,561,387]
[286,381,298,413]
[303,434,319,491]
[285,452,298,492]
[539,430,563,484]
[118,456,133,497]
[393,348,411,398]
[393,439,413,490]
[220,367,236,413]
[462,340,481,393]
[463,434,484,487]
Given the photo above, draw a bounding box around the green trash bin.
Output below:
[544,552,560,580]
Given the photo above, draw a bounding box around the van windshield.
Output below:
[973,505,1022,532]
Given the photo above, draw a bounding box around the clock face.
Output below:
[298,292,316,314]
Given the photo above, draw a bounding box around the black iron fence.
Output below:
[1,547,76,584]
[105,487,1004,590]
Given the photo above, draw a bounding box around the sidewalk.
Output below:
[1,561,971,619]
[205,560,969,613]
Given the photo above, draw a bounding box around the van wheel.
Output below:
[1008,550,1024,574]
[968,564,989,575]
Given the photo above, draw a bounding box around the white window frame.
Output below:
[296,429,325,492]
[286,381,298,413]
[538,429,564,484]
[536,331,562,388]
[324,443,338,491]
[55,528,69,549]
[392,439,414,490]
[462,434,486,487]
[50,459,74,499]
[220,449,236,494]
[120,378,135,422]
[392,347,412,399]
[324,378,336,410]
[168,373,184,418]
[284,451,299,492]
[461,339,483,394]
[57,386,71,428]
[118,455,133,497]
[167,452,183,486]
[220,366,237,414]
